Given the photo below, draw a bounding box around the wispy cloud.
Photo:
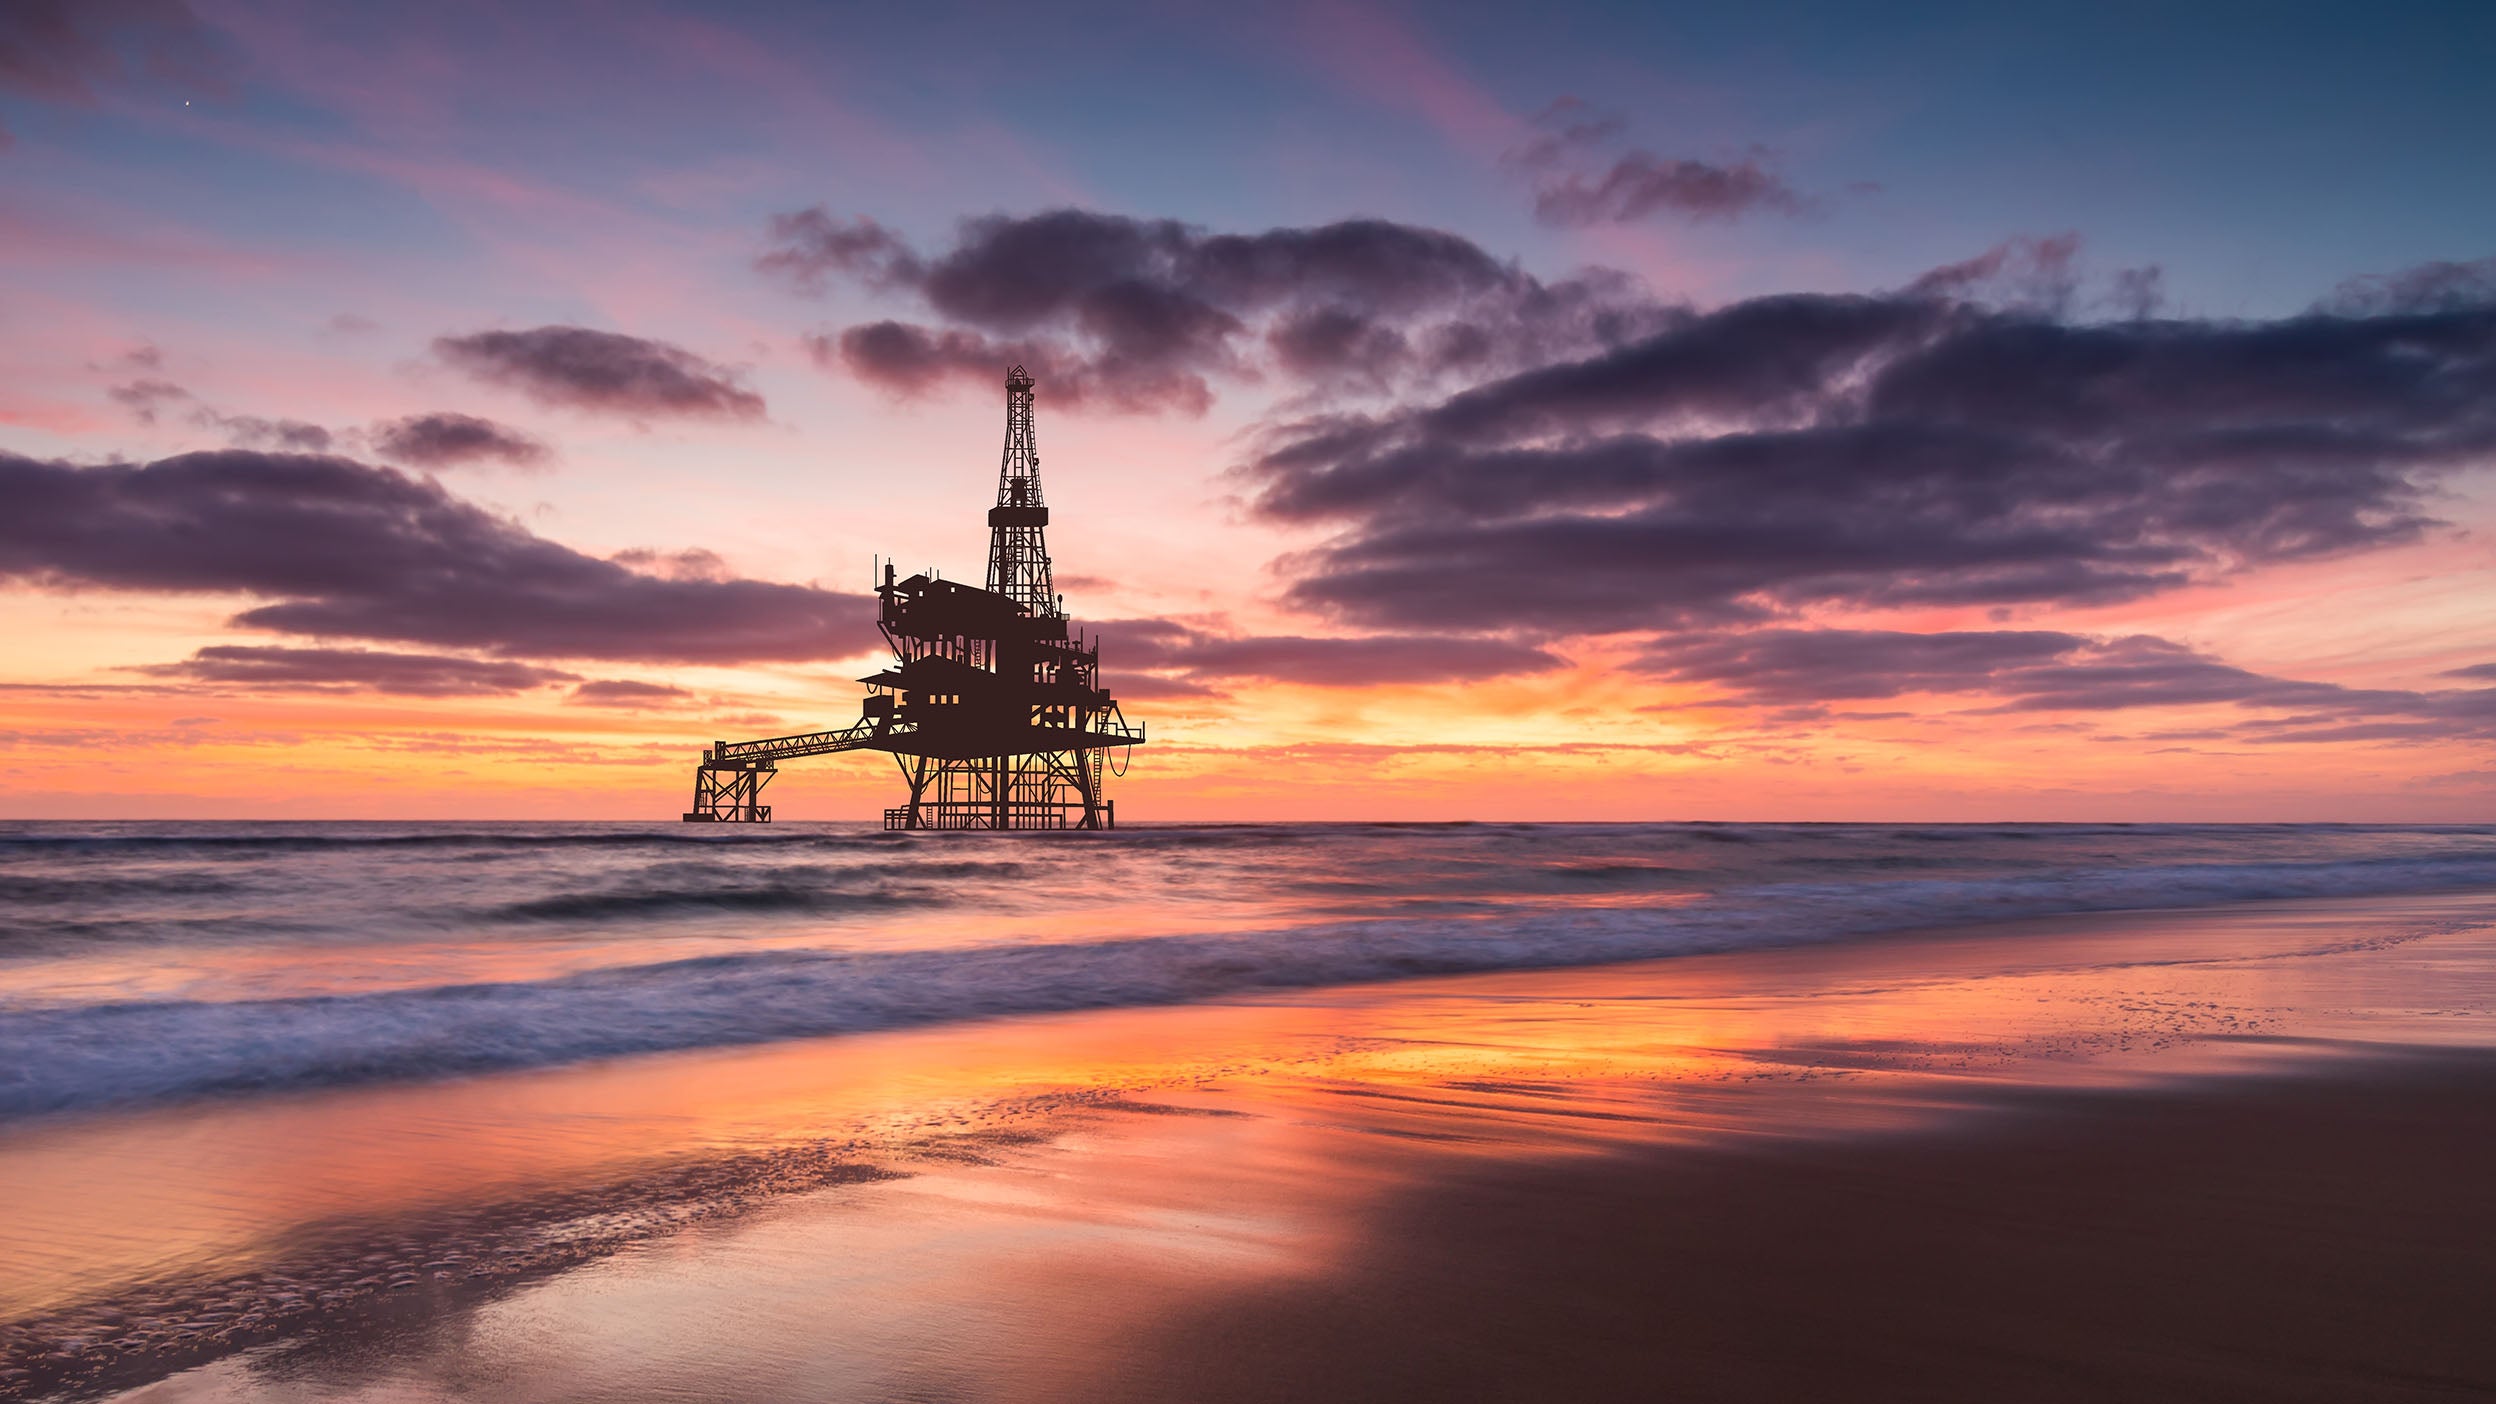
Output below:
[1636,628,2496,745]
[1098,617,1564,690]
[370,412,549,469]
[1506,99,1811,228]
[435,327,765,420]
[137,645,578,697]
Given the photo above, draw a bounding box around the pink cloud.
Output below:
[1288,0,1525,158]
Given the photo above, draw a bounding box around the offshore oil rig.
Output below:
[681,366,1144,828]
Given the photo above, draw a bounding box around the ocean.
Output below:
[6,820,2494,1122]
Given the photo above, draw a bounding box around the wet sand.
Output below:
[1063,1052,2496,1403]
[6,892,2496,1401]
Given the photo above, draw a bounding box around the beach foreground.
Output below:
[5,876,2493,1402]
[1068,1053,2496,1403]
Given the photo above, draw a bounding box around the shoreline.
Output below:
[5,890,2494,1401]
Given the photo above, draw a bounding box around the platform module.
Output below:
[682,366,1143,828]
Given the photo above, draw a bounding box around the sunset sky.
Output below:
[3,0,2492,821]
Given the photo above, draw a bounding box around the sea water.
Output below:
[4,821,2494,1120]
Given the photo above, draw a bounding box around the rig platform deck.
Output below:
[682,366,1143,829]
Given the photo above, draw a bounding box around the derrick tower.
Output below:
[986,365,1055,615]
[680,366,1143,829]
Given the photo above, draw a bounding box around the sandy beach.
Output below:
[6,884,2494,1402]
[1067,1053,2496,1403]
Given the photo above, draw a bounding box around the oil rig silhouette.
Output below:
[681,366,1144,828]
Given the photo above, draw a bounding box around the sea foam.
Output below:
[5,829,2492,1119]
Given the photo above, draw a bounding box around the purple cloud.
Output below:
[208,414,333,452]
[435,327,765,420]
[139,646,577,696]
[1532,153,1802,227]
[816,322,1217,415]
[764,207,1668,412]
[106,379,334,450]
[1505,100,1809,227]
[2317,256,2496,317]
[566,679,692,708]
[1096,618,1563,689]
[1633,628,2496,743]
[371,412,550,469]
[1243,259,2496,634]
[756,209,921,291]
[0,449,876,665]
[106,378,192,424]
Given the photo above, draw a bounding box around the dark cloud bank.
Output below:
[0,449,1529,697]
[15,205,2489,741]
[761,207,1663,412]
[755,120,1814,414]
[1228,240,2493,740]
[1243,284,2493,636]
[770,203,2493,740]
[0,449,871,666]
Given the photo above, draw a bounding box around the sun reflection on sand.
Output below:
[7,891,2493,1356]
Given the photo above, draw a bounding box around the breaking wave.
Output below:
[0,828,913,856]
[7,845,2495,1119]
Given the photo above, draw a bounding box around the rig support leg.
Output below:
[682,757,774,822]
[1076,746,1103,830]
[888,753,931,830]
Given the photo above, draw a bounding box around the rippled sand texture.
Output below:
[4,889,2493,1400]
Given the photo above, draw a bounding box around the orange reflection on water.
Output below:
[5,892,2494,1323]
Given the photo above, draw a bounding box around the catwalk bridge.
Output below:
[682,366,1144,829]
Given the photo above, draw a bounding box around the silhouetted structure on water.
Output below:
[682,367,1144,828]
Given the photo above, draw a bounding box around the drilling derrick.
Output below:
[680,366,1144,829]
[986,366,1054,615]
